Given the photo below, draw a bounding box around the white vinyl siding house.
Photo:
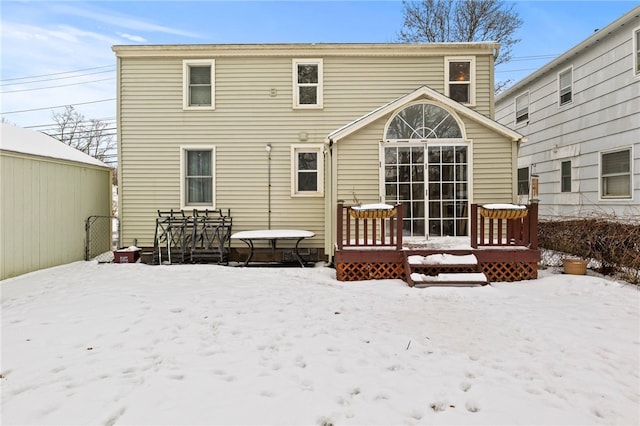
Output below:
[113,43,522,259]
[0,124,112,280]
[496,6,640,218]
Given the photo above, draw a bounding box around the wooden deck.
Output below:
[335,203,540,284]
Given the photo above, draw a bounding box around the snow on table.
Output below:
[231,229,314,239]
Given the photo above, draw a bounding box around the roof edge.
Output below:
[327,86,524,144]
[497,5,640,101]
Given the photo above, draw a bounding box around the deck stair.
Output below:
[403,252,488,287]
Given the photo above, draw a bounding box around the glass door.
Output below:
[384,144,468,238]
[427,145,468,236]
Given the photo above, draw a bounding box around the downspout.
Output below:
[265,144,272,229]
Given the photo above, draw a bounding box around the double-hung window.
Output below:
[558,67,573,106]
[561,160,572,193]
[293,59,323,108]
[515,91,529,125]
[601,148,632,198]
[445,57,475,105]
[291,145,324,197]
[181,147,215,208]
[517,167,529,196]
[183,60,215,109]
[634,27,640,77]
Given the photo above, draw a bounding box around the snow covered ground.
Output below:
[1,261,639,425]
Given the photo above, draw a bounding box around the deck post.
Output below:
[337,203,344,250]
[529,203,539,249]
[395,203,403,250]
[471,204,478,248]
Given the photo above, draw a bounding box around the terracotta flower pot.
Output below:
[563,258,588,275]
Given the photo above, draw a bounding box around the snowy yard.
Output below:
[1,261,639,425]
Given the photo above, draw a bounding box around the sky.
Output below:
[1,259,639,424]
[1,0,637,145]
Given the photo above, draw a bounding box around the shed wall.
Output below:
[0,152,112,280]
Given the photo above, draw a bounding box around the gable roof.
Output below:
[497,5,640,101]
[0,123,109,168]
[326,86,525,143]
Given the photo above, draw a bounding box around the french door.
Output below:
[384,143,468,238]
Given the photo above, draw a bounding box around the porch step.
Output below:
[410,272,488,288]
[403,252,488,287]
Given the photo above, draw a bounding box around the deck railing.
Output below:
[337,203,403,250]
[470,203,538,249]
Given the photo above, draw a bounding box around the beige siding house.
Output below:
[0,124,112,280]
[112,43,524,261]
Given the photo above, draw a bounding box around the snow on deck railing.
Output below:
[471,203,538,249]
[337,203,403,250]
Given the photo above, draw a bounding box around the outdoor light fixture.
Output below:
[265,144,272,153]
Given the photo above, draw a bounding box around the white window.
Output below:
[558,67,573,106]
[183,60,215,110]
[291,145,324,197]
[515,91,529,125]
[634,27,640,77]
[180,147,215,208]
[292,59,323,108]
[444,57,475,105]
[601,148,632,199]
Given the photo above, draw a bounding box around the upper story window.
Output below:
[181,147,215,208]
[517,167,529,196]
[558,67,573,106]
[601,148,632,199]
[561,160,572,193]
[291,144,324,197]
[445,57,475,105]
[515,91,529,125]
[293,59,323,109]
[183,60,215,110]
[634,27,640,76]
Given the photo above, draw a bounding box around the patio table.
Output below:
[230,229,315,267]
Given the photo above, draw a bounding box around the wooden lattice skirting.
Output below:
[336,262,405,281]
[480,262,537,282]
[336,261,537,282]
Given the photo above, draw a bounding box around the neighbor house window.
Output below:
[558,67,573,106]
[445,57,475,105]
[183,60,215,109]
[561,160,572,192]
[517,167,529,196]
[291,145,324,196]
[293,59,323,108]
[515,92,529,125]
[634,28,640,76]
[601,148,632,198]
[181,147,215,207]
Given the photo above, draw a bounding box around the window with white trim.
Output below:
[183,60,215,109]
[181,147,215,208]
[601,148,632,198]
[293,59,323,108]
[291,145,324,196]
[515,91,529,125]
[558,67,573,106]
[445,57,475,105]
[517,167,529,196]
[634,27,640,76]
[561,160,571,193]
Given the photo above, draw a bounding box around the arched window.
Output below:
[385,103,462,140]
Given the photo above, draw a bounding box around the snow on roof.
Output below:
[0,123,109,168]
